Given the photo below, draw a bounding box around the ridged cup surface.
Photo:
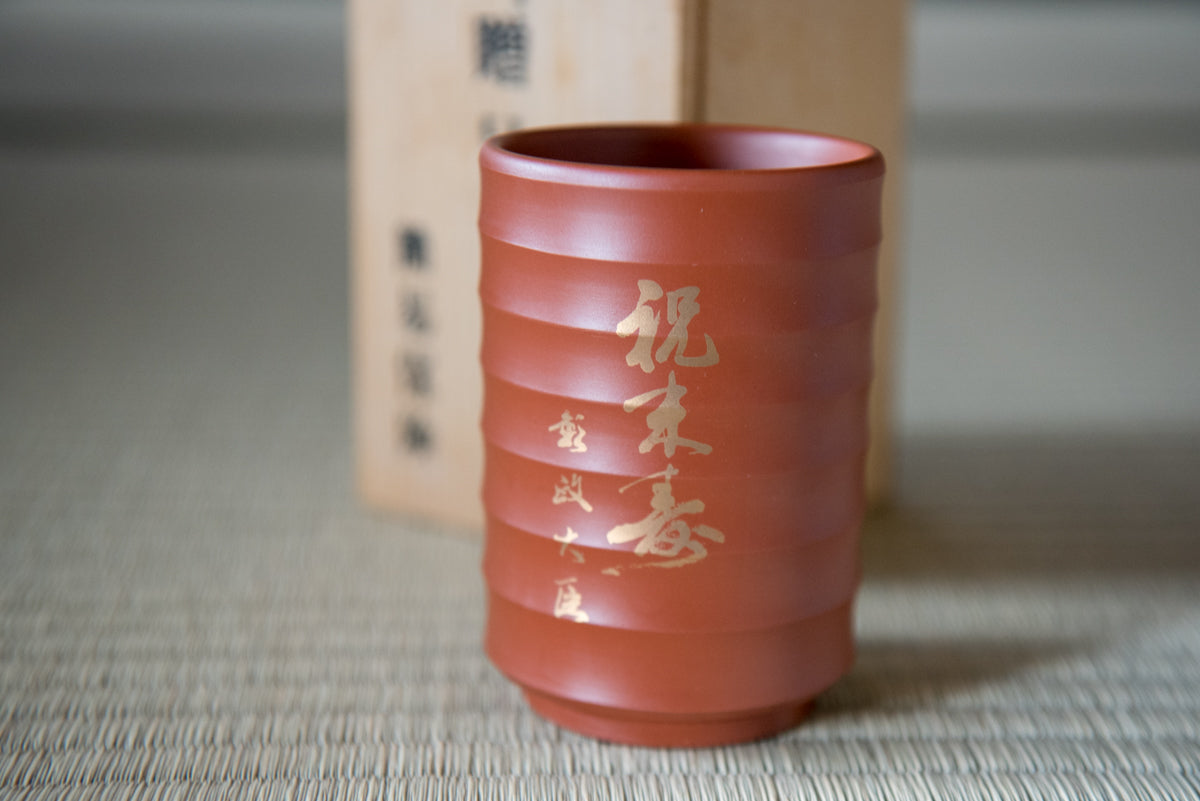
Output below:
[479,124,884,746]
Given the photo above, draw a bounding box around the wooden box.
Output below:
[348,0,907,529]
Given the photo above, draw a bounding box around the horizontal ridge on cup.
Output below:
[482,443,867,550]
[486,590,855,716]
[483,516,860,632]
[483,374,869,475]
[481,304,876,404]
[480,237,880,333]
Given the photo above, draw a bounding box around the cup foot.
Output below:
[523,688,815,748]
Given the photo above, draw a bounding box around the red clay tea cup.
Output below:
[479,123,884,747]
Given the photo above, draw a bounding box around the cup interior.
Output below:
[494,125,875,171]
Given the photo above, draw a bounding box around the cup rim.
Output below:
[481,123,883,190]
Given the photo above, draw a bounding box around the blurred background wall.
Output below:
[2,0,1198,440]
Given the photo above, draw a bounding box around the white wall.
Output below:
[900,2,1200,435]
[0,1,344,116]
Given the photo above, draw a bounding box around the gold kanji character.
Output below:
[551,473,593,513]
[547,411,587,453]
[615,281,718,373]
[604,465,724,571]
[553,578,589,623]
[623,371,712,457]
[553,527,585,563]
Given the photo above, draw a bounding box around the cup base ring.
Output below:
[523,688,816,748]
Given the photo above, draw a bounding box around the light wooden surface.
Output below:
[698,0,909,505]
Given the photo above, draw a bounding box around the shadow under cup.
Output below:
[478,124,884,747]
